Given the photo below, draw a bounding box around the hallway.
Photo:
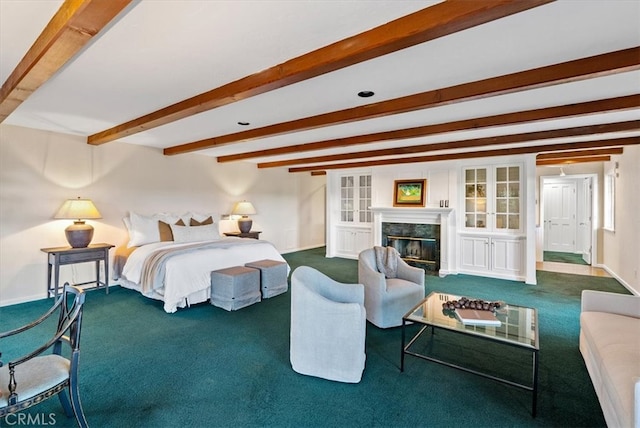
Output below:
[537,261,611,278]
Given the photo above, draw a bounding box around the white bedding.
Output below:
[120,238,289,313]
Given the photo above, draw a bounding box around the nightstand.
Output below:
[224,231,261,239]
[41,243,114,298]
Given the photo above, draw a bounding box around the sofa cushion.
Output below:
[580,312,640,349]
[581,311,640,428]
[600,345,640,428]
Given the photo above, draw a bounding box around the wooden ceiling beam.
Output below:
[536,147,624,160]
[287,136,640,172]
[220,95,640,163]
[257,120,640,168]
[87,0,553,146]
[536,156,611,166]
[0,0,133,122]
[167,46,640,156]
[231,96,640,162]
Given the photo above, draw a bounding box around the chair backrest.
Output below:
[291,266,364,305]
[56,284,86,354]
[359,247,380,269]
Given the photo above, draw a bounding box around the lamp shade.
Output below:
[54,198,102,248]
[54,198,102,220]
[232,201,256,216]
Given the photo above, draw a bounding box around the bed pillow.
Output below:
[170,223,221,243]
[158,219,186,241]
[127,212,180,247]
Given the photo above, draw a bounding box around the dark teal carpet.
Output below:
[0,247,630,427]
[543,251,589,265]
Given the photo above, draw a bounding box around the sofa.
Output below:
[579,290,640,428]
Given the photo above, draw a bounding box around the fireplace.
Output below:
[382,222,440,272]
[371,207,454,277]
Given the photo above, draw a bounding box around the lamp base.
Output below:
[65,221,94,248]
[237,218,252,234]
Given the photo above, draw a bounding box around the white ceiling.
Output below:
[1,0,639,169]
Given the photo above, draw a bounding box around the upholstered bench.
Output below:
[245,259,288,298]
[210,266,261,311]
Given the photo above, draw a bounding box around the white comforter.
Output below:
[121,238,288,313]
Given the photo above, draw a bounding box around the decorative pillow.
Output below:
[158,219,186,241]
[184,212,216,223]
[190,216,213,226]
[170,223,221,243]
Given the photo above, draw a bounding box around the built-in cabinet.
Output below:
[335,226,372,258]
[459,164,525,281]
[459,235,523,279]
[328,172,372,259]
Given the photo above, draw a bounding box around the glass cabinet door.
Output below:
[464,168,487,229]
[340,174,371,224]
[340,176,354,222]
[495,166,520,230]
[358,175,372,223]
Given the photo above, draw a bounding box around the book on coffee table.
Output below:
[455,308,501,326]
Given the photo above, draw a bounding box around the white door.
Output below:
[579,178,593,264]
[544,182,576,252]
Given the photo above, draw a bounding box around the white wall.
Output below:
[0,125,325,305]
[602,146,640,295]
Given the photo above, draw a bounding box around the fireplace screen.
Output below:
[386,235,439,272]
[381,222,441,273]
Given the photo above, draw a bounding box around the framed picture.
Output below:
[394,179,427,207]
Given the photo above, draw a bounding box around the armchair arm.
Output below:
[581,290,640,318]
[397,258,425,286]
[322,276,365,306]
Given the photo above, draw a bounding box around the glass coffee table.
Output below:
[401,291,539,417]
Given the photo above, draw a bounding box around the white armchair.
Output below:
[358,248,425,328]
[290,266,366,383]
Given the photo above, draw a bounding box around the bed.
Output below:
[116,212,289,313]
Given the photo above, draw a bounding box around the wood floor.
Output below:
[536,261,611,277]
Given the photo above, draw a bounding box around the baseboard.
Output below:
[0,284,118,307]
[0,292,47,307]
[280,244,325,255]
[599,264,639,296]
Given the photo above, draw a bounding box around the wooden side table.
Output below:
[41,243,114,298]
[224,231,261,239]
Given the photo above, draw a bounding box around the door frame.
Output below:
[540,173,598,265]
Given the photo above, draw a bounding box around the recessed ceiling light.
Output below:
[357,90,375,98]
[237,121,250,126]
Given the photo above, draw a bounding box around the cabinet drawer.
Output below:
[59,251,104,264]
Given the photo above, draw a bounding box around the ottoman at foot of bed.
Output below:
[210,266,261,311]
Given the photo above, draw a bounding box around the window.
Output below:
[603,171,615,231]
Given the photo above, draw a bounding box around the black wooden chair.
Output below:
[0,284,88,427]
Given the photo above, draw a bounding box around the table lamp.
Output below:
[232,201,256,233]
[54,197,102,248]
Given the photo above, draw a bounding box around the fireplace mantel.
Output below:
[371,206,455,277]
[371,206,453,224]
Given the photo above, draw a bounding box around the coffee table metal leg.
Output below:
[532,349,539,417]
[401,319,406,372]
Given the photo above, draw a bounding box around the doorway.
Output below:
[540,174,597,266]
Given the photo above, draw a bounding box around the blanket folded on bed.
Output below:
[140,239,259,294]
[374,246,398,278]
